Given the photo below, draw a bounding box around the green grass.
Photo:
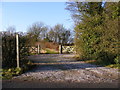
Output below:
[83,60,120,70]
[1,67,23,79]
[1,60,35,80]
[45,48,59,54]
[74,55,120,70]
[105,64,120,69]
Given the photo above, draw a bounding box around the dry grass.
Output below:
[36,41,59,51]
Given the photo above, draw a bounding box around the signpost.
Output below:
[16,34,20,68]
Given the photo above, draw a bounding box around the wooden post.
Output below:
[16,34,20,68]
[59,45,62,54]
[38,44,40,54]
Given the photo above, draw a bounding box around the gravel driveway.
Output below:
[2,54,120,88]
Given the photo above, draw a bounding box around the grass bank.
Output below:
[1,59,35,79]
[74,55,120,70]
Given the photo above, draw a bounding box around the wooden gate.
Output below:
[59,45,75,54]
[29,44,40,54]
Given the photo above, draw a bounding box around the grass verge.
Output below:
[84,60,120,69]
[74,55,120,70]
[1,59,35,80]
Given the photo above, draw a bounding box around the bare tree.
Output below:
[27,22,48,43]
[48,24,72,45]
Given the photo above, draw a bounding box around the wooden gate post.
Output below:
[59,45,62,54]
[16,34,20,68]
[38,44,40,54]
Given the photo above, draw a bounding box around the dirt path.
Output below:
[2,54,120,88]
